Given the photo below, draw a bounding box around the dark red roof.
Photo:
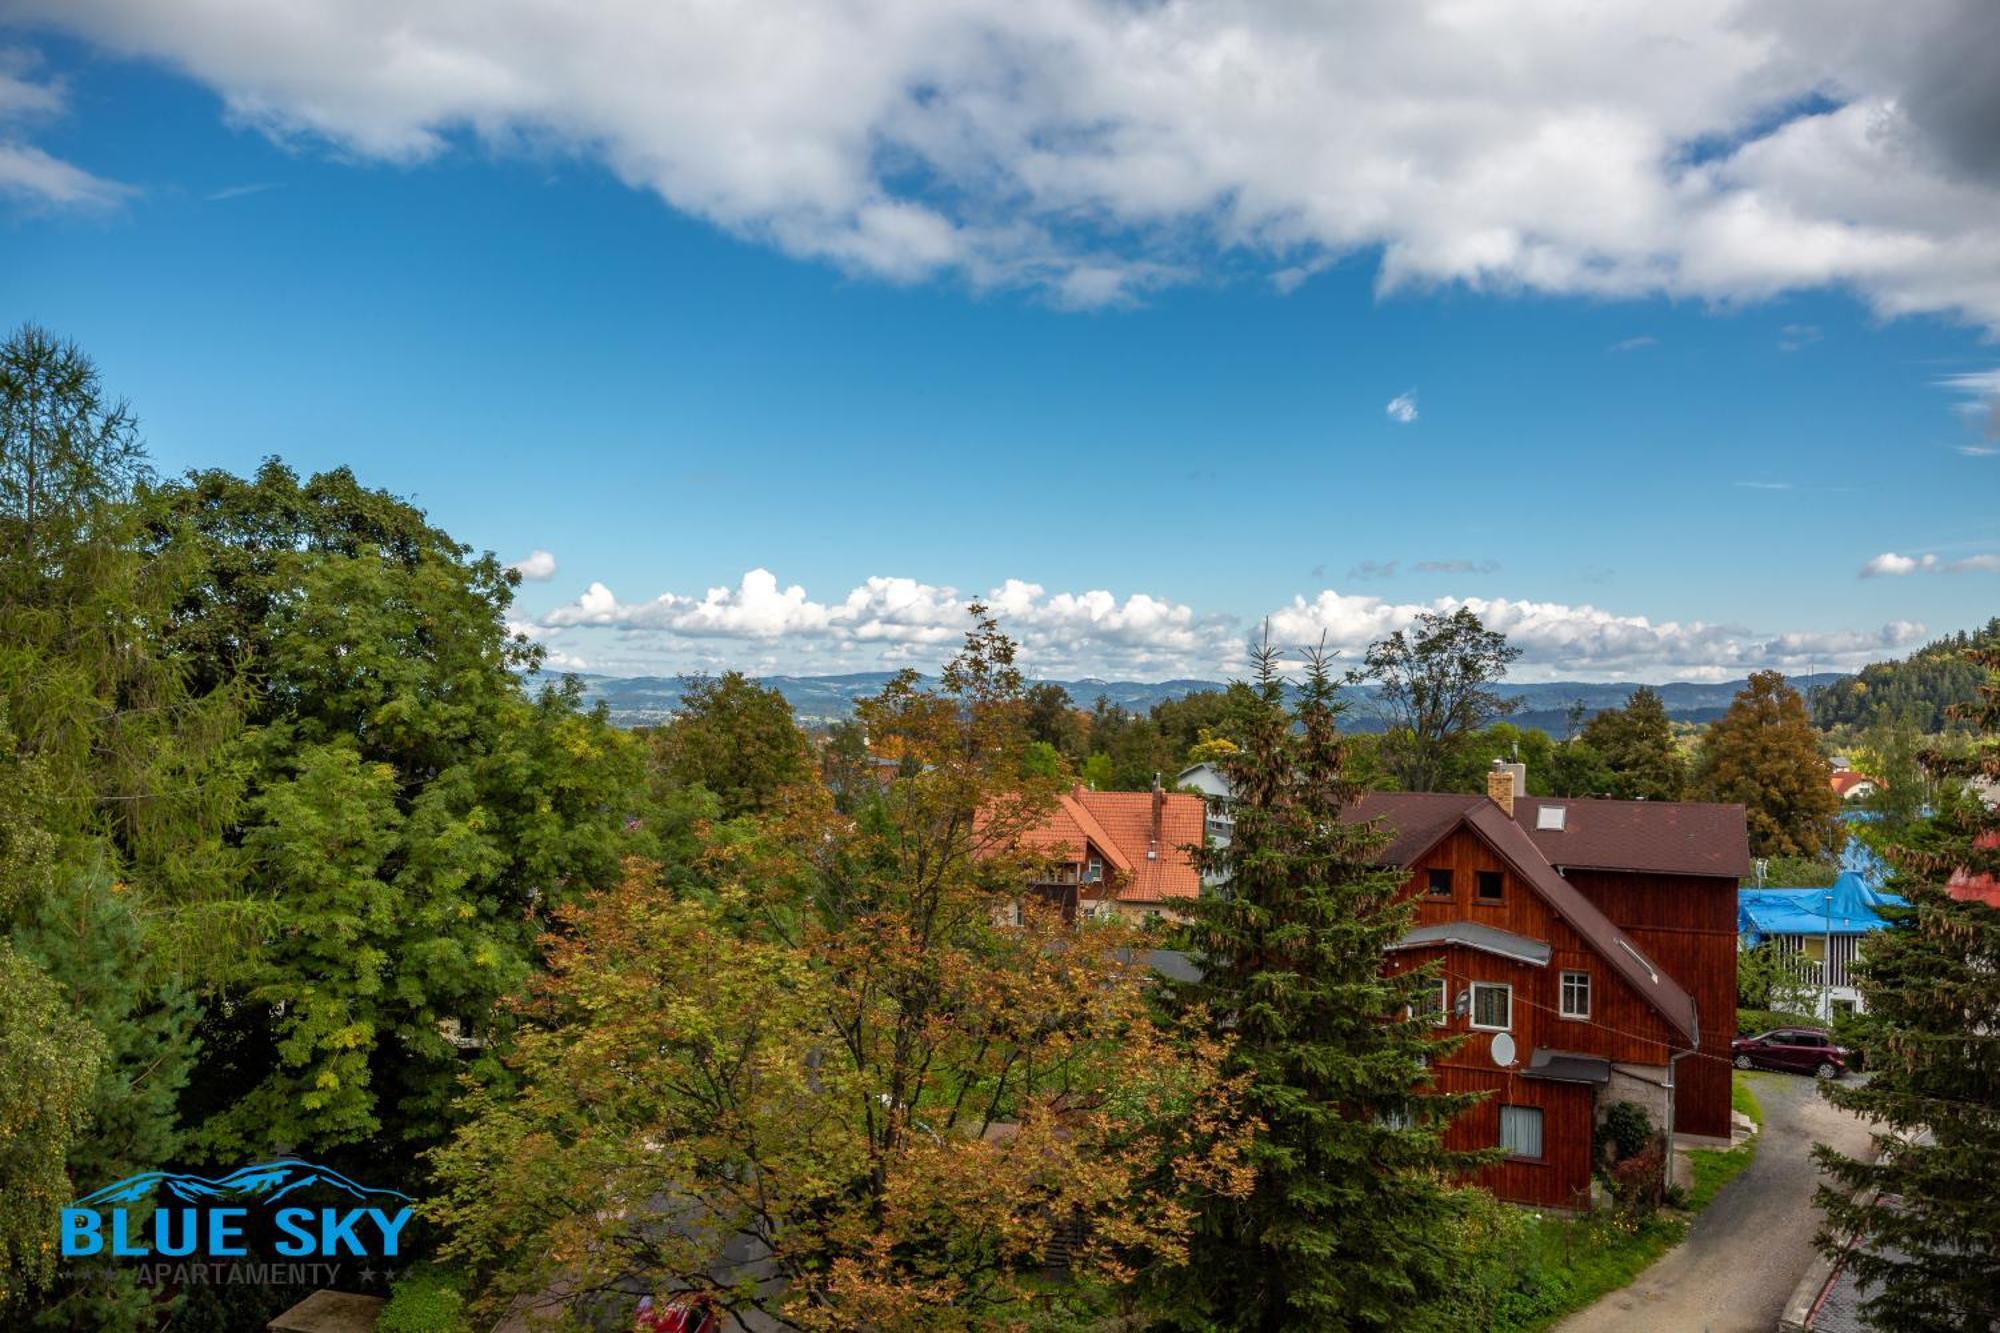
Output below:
[1513,796,1752,880]
[1347,791,1751,880]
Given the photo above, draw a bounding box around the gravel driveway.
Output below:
[1556,1071,1875,1333]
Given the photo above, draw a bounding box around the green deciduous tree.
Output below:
[1814,643,2000,1331]
[1696,671,1841,858]
[144,461,648,1161]
[651,670,813,818]
[0,943,105,1313]
[1148,639,1487,1330]
[1363,607,1522,792]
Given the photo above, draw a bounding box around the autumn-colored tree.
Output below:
[1363,607,1522,792]
[653,670,814,818]
[1696,671,1840,858]
[430,609,1252,1330]
[1814,645,2000,1330]
[1581,687,1688,801]
[1147,639,1487,1331]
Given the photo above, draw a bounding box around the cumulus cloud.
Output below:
[509,548,557,581]
[1860,550,1999,576]
[539,569,1235,677]
[21,2,2000,320]
[1384,392,1419,424]
[1267,589,1928,680]
[532,567,1929,683]
[0,49,129,207]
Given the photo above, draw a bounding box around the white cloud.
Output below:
[508,548,557,581]
[0,48,129,208]
[1610,336,1659,352]
[1384,392,1419,424]
[1267,589,1929,680]
[531,566,1928,682]
[21,2,2000,321]
[1860,550,1999,576]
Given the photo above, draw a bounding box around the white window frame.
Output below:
[1499,1104,1544,1160]
[1084,856,1104,883]
[1559,970,1591,1020]
[1470,981,1512,1031]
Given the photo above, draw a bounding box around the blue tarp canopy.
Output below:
[1738,870,1905,943]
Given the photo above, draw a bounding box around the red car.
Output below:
[1731,1027,1849,1079]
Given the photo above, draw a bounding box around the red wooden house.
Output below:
[1354,766,1749,1209]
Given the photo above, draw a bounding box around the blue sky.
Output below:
[3,8,1997,682]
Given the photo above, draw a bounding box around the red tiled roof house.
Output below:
[996,779,1205,927]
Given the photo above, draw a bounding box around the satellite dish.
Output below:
[1490,1032,1518,1068]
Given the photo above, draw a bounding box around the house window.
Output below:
[1475,870,1505,903]
[1499,1105,1544,1160]
[1471,982,1512,1031]
[1007,900,1024,928]
[1412,976,1447,1026]
[1560,970,1591,1019]
[1085,857,1103,883]
[1426,868,1453,898]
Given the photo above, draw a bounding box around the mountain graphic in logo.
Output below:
[72,1159,411,1209]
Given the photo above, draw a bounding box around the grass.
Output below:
[1489,1071,1767,1331]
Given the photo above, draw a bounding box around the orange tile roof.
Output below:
[1000,785,1205,903]
[1830,770,1879,798]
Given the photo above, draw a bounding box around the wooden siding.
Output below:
[1384,826,1703,1207]
[1429,1064,1597,1210]
[1562,869,1739,1139]
[1396,831,1684,1068]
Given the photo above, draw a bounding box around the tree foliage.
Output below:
[142,460,649,1159]
[0,943,105,1312]
[1580,687,1688,801]
[1695,671,1840,858]
[1147,639,1488,1330]
[431,610,1253,1329]
[1813,620,2000,733]
[1363,607,1522,792]
[651,670,814,818]
[1814,643,2000,1331]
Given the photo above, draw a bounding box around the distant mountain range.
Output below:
[532,669,1847,733]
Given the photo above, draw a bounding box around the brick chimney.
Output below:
[1487,759,1519,817]
[1149,772,1164,860]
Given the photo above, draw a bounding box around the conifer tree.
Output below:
[1149,638,1485,1331]
[1581,686,1688,801]
[1814,644,2000,1331]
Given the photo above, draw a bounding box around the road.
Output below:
[1557,1071,1874,1333]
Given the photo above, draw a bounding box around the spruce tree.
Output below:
[1814,644,2000,1331]
[1149,640,1485,1331]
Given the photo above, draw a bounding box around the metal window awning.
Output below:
[1521,1048,1612,1086]
[1387,921,1552,967]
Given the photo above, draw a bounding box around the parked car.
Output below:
[1731,1027,1850,1078]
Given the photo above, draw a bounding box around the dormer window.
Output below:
[1084,856,1103,883]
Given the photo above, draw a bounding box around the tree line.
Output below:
[3,324,1989,1330]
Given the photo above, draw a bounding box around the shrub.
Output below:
[377,1267,470,1333]
[1597,1101,1654,1166]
